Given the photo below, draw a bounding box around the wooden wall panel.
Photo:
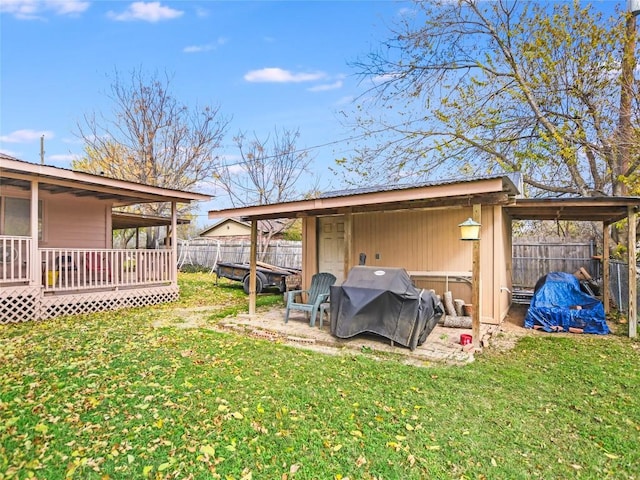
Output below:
[352,207,473,272]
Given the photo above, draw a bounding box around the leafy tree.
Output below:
[342,0,639,198]
[73,69,229,247]
[213,127,315,260]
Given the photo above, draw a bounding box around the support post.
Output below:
[171,202,177,284]
[249,219,258,316]
[472,204,481,347]
[343,211,352,281]
[603,223,610,315]
[30,180,39,286]
[628,207,637,338]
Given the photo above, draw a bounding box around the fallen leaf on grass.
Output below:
[200,445,216,457]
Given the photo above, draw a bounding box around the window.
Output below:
[1,197,43,239]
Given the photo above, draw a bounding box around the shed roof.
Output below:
[208,174,521,221]
[207,173,640,225]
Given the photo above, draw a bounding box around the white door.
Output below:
[318,216,345,284]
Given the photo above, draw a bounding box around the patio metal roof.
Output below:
[505,197,640,225]
[208,173,640,224]
[209,175,522,221]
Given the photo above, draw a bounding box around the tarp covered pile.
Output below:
[524,271,609,334]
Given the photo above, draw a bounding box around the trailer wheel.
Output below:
[243,272,265,294]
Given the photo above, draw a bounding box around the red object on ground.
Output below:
[460,334,472,345]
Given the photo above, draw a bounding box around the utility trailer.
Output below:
[214,261,301,294]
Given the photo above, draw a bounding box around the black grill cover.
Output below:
[330,266,444,350]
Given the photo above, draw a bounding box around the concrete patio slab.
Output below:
[213,305,529,366]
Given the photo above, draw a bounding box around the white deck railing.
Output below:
[0,236,31,284]
[0,237,173,291]
[39,248,173,292]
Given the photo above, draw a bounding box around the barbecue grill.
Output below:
[329,266,444,350]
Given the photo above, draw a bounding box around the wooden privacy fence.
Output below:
[512,240,599,288]
[178,239,302,271]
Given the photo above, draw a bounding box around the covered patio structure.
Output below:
[209,176,640,341]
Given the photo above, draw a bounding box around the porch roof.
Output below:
[111,211,191,230]
[0,154,211,205]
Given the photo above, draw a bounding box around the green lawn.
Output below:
[1,273,639,479]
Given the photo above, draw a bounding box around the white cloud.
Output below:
[0,129,54,143]
[184,44,214,53]
[244,68,326,83]
[183,37,227,53]
[308,80,343,92]
[107,2,183,23]
[0,0,89,20]
[372,73,401,84]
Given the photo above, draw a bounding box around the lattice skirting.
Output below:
[0,285,179,324]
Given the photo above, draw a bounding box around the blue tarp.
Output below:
[524,272,609,334]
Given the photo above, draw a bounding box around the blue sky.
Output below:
[0,0,409,214]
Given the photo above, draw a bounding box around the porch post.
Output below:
[343,211,353,280]
[472,204,481,347]
[249,219,258,316]
[603,223,610,315]
[628,207,637,338]
[29,180,39,286]
[171,202,177,284]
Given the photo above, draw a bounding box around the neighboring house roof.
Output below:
[199,218,252,236]
[199,217,290,236]
[0,153,211,205]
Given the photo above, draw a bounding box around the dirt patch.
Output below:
[152,306,222,329]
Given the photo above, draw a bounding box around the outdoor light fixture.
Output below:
[458,218,481,241]
[629,0,640,15]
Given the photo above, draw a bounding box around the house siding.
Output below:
[44,193,111,248]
